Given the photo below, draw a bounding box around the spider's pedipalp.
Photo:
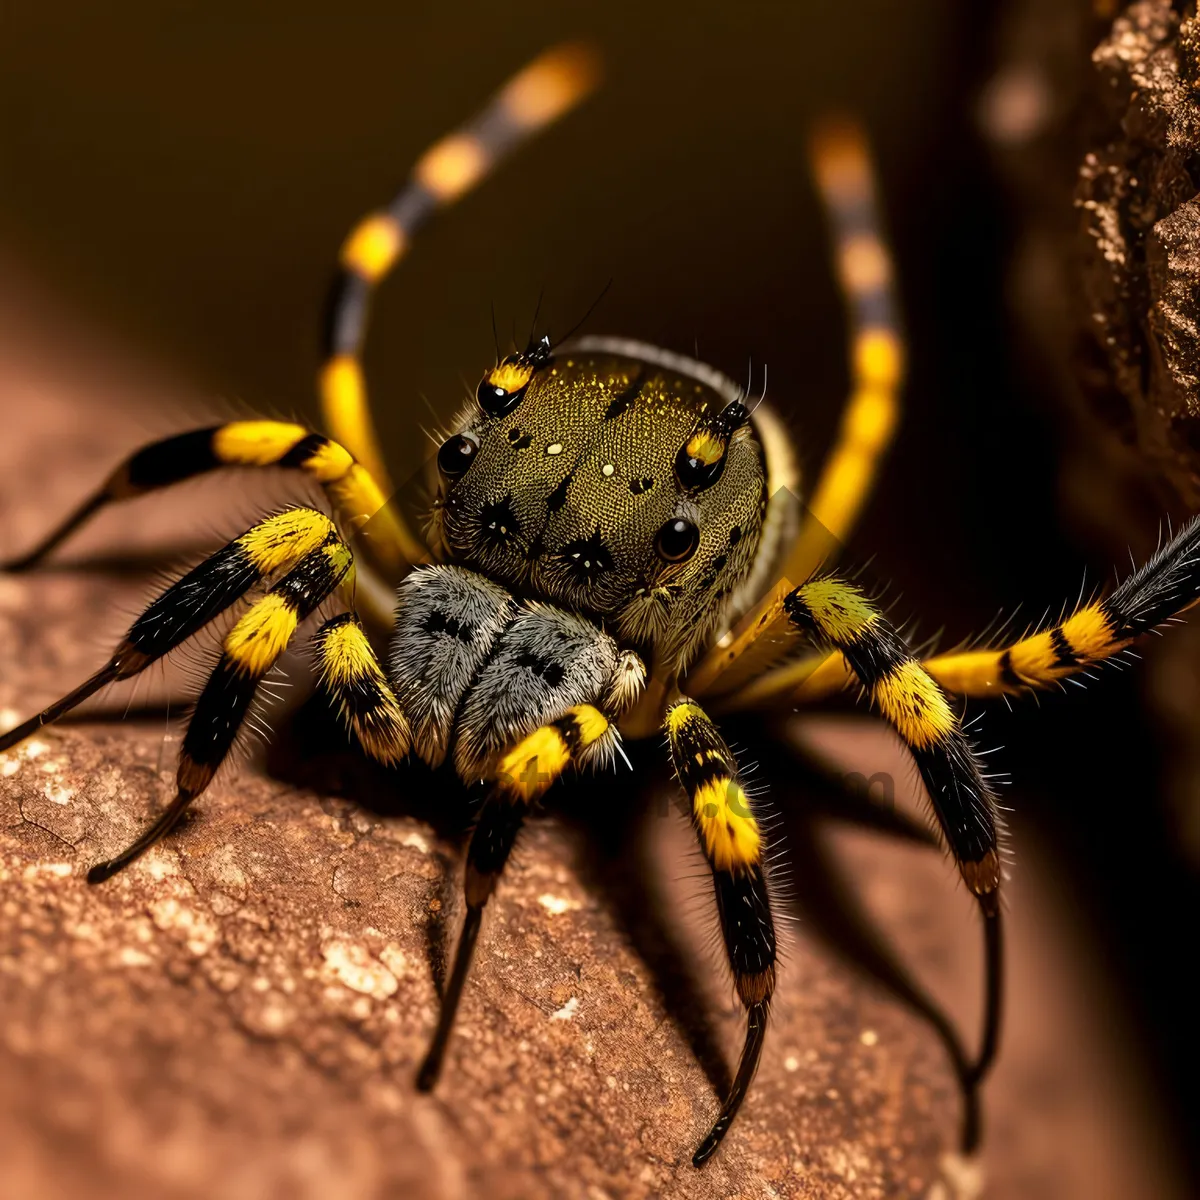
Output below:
[313,611,411,766]
[414,789,523,1093]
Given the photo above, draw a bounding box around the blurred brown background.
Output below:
[0,0,1196,1196]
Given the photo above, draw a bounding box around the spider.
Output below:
[3,42,1199,1169]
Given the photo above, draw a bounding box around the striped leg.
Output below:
[416,702,618,1092]
[786,119,903,580]
[683,119,902,700]
[665,700,777,1167]
[782,578,1004,1090]
[322,42,600,495]
[724,512,1200,709]
[0,508,337,754]
[87,528,354,882]
[923,516,1200,695]
[312,612,410,765]
[1,421,410,581]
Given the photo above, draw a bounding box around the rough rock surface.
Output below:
[0,316,1185,1198]
[984,1,1200,517]
[982,0,1200,863]
[1077,1,1200,502]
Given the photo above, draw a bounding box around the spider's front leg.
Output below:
[0,506,340,756]
[0,506,355,880]
[0,420,419,581]
[664,699,777,1167]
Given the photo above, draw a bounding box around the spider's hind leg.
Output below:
[684,118,902,702]
[320,43,600,494]
[784,117,904,583]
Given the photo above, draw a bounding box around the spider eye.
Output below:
[676,400,748,490]
[437,432,479,477]
[654,517,700,563]
[477,377,528,417]
[675,447,725,490]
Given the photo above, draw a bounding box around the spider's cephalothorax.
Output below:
[5,41,1200,1176]
[429,338,768,673]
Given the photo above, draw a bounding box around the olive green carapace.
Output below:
[429,348,768,672]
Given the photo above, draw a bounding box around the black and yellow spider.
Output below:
[3,43,1199,1168]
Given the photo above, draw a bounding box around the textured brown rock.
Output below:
[0,313,1187,1198]
[983,0,1200,864]
[984,0,1200,518]
[1078,1,1200,501]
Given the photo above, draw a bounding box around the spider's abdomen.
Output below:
[389,564,641,778]
[429,344,769,670]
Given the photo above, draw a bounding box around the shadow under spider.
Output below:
[265,691,474,995]
[19,542,230,578]
[79,685,977,1134]
[739,716,981,1148]
[558,747,737,1100]
[559,714,977,1140]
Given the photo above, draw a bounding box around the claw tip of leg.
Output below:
[414,1059,440,1093]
